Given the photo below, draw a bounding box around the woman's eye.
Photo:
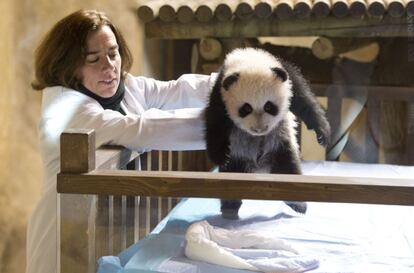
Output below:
[86,57,99,64]
[109,50,119,59]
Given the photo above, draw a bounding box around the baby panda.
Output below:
[205,48,330,219]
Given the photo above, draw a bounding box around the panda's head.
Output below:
[220,48,292,136]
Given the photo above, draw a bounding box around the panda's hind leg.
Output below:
[270,141,307,214]
[219,157,250,219]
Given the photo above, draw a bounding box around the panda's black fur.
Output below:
[204,48,330,219]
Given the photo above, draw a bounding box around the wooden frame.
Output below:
[57,127,414,273]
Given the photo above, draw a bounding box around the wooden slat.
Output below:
[125,196,136,246]
[112,196,123,254]
[95,196,110,260]
[58,171,414,205]
[407,102,414,164]
[145,17,414,38]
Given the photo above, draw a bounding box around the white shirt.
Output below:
[26,73,216,273]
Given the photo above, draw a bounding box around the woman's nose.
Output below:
[102,56,115,71]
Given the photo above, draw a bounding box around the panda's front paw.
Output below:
[315,122,331,147]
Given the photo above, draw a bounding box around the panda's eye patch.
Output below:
[264,101,278,116]
[239,103,253,118]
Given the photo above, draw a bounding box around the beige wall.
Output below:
[0,1,144,272]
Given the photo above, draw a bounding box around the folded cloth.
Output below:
[184,221,319,273]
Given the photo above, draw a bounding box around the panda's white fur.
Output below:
[221,48,298,152]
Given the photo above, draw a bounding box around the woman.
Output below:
[27,9,215,273]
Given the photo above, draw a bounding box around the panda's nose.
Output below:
[251,125,268,134]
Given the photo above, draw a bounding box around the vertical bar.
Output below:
[326,85,343,161]
[366,99,380,163]
[138,196,148,239]
[134,197,140,242]
[125,196,136,246]
[112,196,122,254]
[95,196,110,261]
[407,102,414,164]
[108,196,114,254]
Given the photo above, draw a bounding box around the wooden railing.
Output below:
[57,129,414,273]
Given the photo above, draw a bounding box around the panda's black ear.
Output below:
[271,67,288,82]
[222,73,240,91]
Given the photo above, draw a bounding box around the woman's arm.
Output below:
[131,73,217,110]
[40,88,207,154]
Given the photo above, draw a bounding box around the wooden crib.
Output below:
[57,89,414,273]
[56,1,414,271]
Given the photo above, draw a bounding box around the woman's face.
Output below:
[78,25,122,98]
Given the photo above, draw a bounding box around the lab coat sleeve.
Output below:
[132,73,218,110]
[72,102,207,152]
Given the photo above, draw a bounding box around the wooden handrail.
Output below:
[60,130,140,174]
[57,170,414,206]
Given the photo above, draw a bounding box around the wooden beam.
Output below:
[57,171,414,206]
[145,17,414,38]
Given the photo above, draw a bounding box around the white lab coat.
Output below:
[26,73,216,273]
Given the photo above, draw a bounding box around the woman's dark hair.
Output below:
[32,9,133,90]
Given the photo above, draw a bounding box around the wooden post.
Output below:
[332,0,349,17]
[137,0,164,23]
[408,0,414,16]
[177,3,196,23]
[386,0,405,17]
[254,0,274,19]
[60,129,95,174]
[312,0,331,18]
[195,2,218,22]
[235,1,255,20]
[294,0,312,18]
[349,0,367,18]
[159,3,176,22]
[215,0,238,21]
[275,0,294,19]
[367,0,386,17]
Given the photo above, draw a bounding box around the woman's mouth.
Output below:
[100,78,116,85]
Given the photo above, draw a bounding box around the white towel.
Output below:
[185,221,319,273]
